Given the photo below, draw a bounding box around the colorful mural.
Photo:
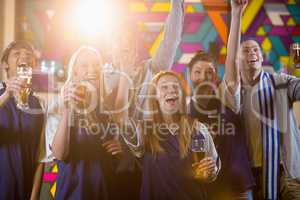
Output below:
[16,0,300,198]
[18,0,300,76]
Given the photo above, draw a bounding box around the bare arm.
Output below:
[114,52,144,157]
[113,48,135,123]
[30,163,44,200]
[224,0,247,94]
[51,109,71,160]
[151,0,184,71]
[51,83,81,160]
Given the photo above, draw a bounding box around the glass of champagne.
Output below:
[290,42,300,69]
[191,133,208,178]
[16,64,32,110]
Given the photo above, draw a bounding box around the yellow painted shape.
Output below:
[287,18,296,26]
[256,26,266,36]
[280,56,289,66]
[242,0,264,33]
[139,22,148,32]
[186,5,195,13]
[262,38,272,52]
[52,164,58,173]
[288,0,296,4]
[50,182,57,197]
[150,31,164,57]
[220,46,227,55]
[292,69,300,77]
[129,2,148,12]
[151,3,170,12]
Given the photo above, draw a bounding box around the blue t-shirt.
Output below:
[0,82,44,200]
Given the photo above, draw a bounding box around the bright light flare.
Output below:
[71,0,121,38]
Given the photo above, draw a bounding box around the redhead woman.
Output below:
[115,70,220,200]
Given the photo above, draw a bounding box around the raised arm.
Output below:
[151,0,184,71]
[51,108,71,160]
[224,0,247,94]
[114,52,144,158]
[51,83,78,160]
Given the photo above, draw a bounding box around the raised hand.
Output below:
[231,0,248,15]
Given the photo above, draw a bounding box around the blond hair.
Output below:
[62,46,106,111]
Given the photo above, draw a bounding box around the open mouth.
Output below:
[165,96,179,105]
[247,58,258,64]
[17,63,29,67]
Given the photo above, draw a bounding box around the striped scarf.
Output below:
[258,71,280,200]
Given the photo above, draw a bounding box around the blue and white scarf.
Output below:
[258,71,280,200]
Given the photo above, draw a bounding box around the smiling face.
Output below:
[156,74,182,115]
[240,40,263,74]
[73,49,102,88]
[6,47,36,78]
[190,60,217,86]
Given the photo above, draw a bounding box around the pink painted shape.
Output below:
[270,27,288,35]
[43,173,57,182]
[287,27,294,33]
[264,17,272,25]
[281,15,290,25]
[180,43,202,53]
[172,64,186,73]
[185,21,201,33]
[132,14,168,22]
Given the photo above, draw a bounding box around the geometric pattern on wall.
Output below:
[19,0,300,76]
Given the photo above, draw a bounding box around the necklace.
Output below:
[167,123,180,136]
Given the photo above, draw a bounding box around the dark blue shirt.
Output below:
[0,83,44,200]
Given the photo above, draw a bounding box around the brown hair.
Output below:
[145,70,197,158]
[1,40,36,64]
[188,50,215,71]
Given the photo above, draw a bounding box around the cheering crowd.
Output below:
[0,0,300,200]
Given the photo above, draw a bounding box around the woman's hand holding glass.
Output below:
[62,82,86,110]
[192,157,217,181]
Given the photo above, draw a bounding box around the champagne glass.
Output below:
[16,64,32,110]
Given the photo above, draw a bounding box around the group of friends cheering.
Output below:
[0,0,300,200]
